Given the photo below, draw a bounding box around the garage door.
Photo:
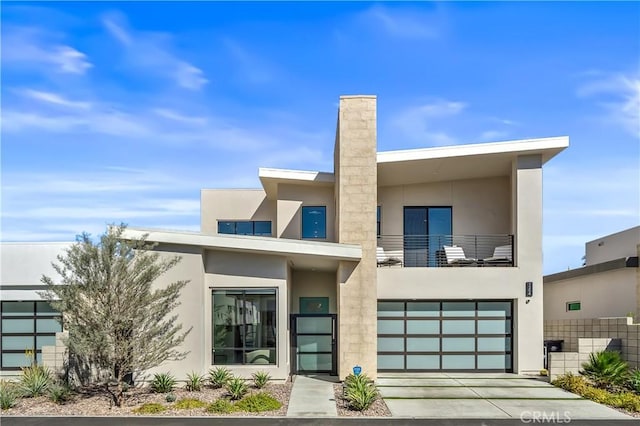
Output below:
[377,300,512,372]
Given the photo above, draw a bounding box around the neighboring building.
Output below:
[1,95,569,380]
[544,226,640,321]
[0,243,68,374]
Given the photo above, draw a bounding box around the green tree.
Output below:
[41,224,191,407]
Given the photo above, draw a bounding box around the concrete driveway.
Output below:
[377,372,634,420]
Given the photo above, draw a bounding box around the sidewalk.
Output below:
[286,375,338,417]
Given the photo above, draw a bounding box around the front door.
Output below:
[291,314,337,375]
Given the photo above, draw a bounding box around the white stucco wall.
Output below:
[376,154,545,375]
[204,250,290,380]
[544,268,637,320]
[145,244,206,381]
[277,184,336,241]
[290,270,337,314]
[0,242,71,300]
[200,189,275,235]
[585,226,640,265]
[377,176,511,237]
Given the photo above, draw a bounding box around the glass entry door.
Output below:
[291,314,337,375]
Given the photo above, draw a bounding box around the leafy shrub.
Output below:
[207,398,236,414]
[252,371,271,389]
[209,367,232,389]
[134,402,167,414]
[581,351,628,389]
[20,364,52,397]
[626,369,640,393]
[552,373,640,413]
[581,386,611,404]
[165,392,177,403]
[552,373,588,394]
[185,371,205,392]
[48,382,71,404]
[226,377,248,400]
[610,392,640,412]
[0,381,19,410]
[344,373,378,411]
[151,372,177,393]
[174,398,207,409]
[235,392,281,412]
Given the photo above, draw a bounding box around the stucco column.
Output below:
[513,154,544,373]
[334,95,378,379]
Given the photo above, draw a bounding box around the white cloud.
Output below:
[577,70,640,137]
[359,5,444,39]
[542,164,640,274]
[22,89,91,109]
[2,26,92,75]
[1,168,204,242]
[223,38,275,84]
[390,99,466,146]
[51,45,93,74]
[479,130,509,141]
[153,108,207,126]
[175,62,209,90]
[102,13,208,91]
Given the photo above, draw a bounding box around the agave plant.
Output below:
[185,371,205,392]
[150,372,177,393]
[209,367,232,389]
[226,376,248,400]
[581,351,629,389]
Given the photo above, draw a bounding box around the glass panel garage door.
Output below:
[377,300,512,372]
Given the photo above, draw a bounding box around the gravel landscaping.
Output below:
[3,381,292,417]
[333,383,391,417]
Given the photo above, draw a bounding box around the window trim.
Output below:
[217,220,272,236]
[211,288,278,366]
[301,206,327,239]
[1,301,63,371]
[566,301,581,312]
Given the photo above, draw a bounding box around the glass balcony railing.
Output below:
[376,235,514,268]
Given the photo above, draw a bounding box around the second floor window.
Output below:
[302,206,326,239]
[218,221,272,236]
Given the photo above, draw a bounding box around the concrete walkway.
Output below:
[286,375,338,417]
[378,373,634,420]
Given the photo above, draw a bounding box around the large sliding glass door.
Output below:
[403,207,452,267]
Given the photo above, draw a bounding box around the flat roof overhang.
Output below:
[377,136,569,186]
[259,168,335,200]
[123,228,361,271]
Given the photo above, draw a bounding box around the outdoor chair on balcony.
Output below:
[482,245,513,266]
[377,247,403,267]
[443,245,477,266]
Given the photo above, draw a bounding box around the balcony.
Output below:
[376,235,514,268]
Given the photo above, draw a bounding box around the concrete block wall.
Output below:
[544,317,640,368]
[41,331,68,376]
[334,95,378,379]
[548,338,621,381]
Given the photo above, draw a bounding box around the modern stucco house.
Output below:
[1,95,568,380]
[544,226,640,321]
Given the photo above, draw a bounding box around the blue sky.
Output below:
[1,1,638,274]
